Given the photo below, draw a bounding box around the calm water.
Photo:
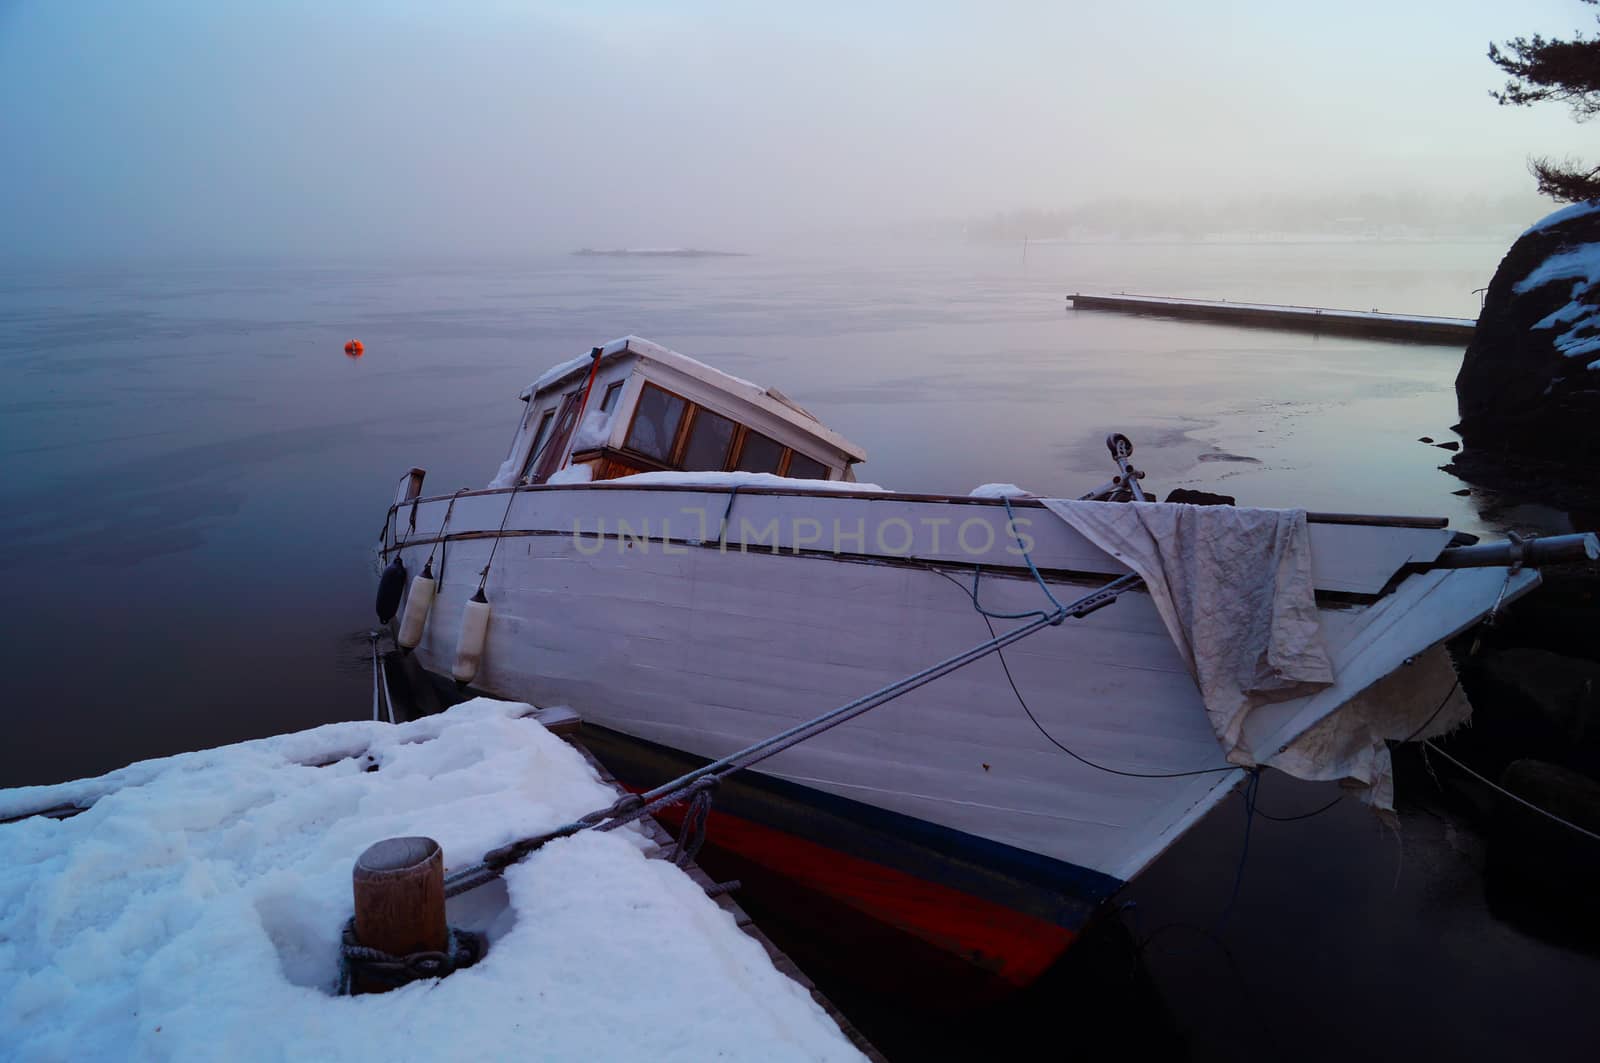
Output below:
[4,239,1591,1058]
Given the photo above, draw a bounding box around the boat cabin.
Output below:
[495,336,867,487]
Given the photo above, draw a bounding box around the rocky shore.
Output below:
[1414,202,1600,950]
[1452,202,1600,514]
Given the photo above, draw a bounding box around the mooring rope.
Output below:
[337,920,486,995]
[378,652,397,726]
[1421,740,1600,843]
[716,484,741,547]
[368,633,383,723]
[419,491,1598,917]
[425,490,468,567]
[476,483,521,597]
[379,491,423,554]
[928,563,1242,780]
[671,783,717,868]
[438,569,1144,898]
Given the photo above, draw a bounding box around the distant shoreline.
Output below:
[572,248,749,258]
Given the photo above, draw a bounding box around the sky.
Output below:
[2,0,1598,259]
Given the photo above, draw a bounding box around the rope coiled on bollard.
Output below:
[337,920,487,995]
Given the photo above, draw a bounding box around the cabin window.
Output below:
[734,430,784,474]
[521,409,557,479]
[624,383,686,462]
[599,380,624,413]
[786,452,827,481]
[680,408,736,471]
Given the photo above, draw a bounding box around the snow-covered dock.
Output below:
[0,700,877,1062]
[1067,292,1476,344]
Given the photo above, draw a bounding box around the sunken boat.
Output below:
[374,335,1595,997]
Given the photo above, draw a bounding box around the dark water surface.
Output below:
[4,240,1592,1058]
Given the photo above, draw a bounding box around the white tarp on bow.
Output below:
[1041,500,1476,809]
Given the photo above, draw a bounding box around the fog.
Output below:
[2,0,1595,260]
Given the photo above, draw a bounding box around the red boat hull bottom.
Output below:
[579,725,1122,1003]
[654,798,1077,995]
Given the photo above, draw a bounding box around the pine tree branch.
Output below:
[1531,157,1600,204]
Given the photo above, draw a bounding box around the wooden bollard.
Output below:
[351,836,447,994]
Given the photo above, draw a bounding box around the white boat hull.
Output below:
[379,484,1532,985]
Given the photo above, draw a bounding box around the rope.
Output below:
[438,568,1145,897]
[1253,792,1343,822]
[378,650,397,725]
[1003,496,1068,616]
[926,564,1238,780]
[1398,678,1462,745]
[474,351,602,595]
[476,483,520,596]
[640,576,1140,802]
[670,781,717,867]
[368,633,382,723]
[425,489,469,571]
[1421,740,1600,843]
[337,919,485,995]
[1215,770,1260,932]
[378,494,422,554]
[1245,676,1465,822]
[1482,532,1525,628]
[717,485,741,547]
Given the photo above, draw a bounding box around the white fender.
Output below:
[453,589,492,686]
[397,560,437,650]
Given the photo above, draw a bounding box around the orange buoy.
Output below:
[344,339,365,357]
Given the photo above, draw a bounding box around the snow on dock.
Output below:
[1067,292,1476,344]
[0,700,870,1062]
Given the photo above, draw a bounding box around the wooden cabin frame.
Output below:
[498,337,867,487]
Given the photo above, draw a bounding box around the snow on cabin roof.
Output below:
[521,336,868,463]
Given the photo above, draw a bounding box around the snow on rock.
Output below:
[1513,241,1600,296]
[601,471,884,492]
[0,700,864,1063]
[968,483,1034,499]
[1453,201,1600,506]
[1522,199,1600,235]
[1513,240,1600,363]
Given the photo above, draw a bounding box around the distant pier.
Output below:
[1067,292,1476,345]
